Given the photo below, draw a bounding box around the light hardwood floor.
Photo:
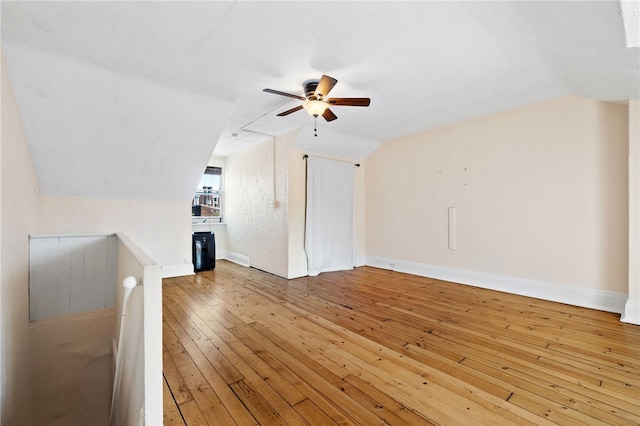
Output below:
[162,260,640,425]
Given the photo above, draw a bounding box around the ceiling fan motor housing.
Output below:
[303,80,320,99]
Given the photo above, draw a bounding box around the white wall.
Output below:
[3,40,232,203]
[623,99,640,324]
[39,196,193,278]
[224,132,294,277]
[365,97,629,312]
[29,235,118,321]
[1,53,39,425]
[353,163,366,266]
[224,128,368,279]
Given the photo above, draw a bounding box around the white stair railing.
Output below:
[110,233,163,426]
[110,276,139,425]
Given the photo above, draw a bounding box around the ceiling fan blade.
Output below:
[322,108,338,122]
[276,105,304,116]
[263,88,306,101]
[314,75,338,98]
[328,97,371,107]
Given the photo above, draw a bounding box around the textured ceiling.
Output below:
[1,1,638,200]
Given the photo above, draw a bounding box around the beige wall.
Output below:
[365,97,628,296]
[39,196,192,277]
[1,54,39,425]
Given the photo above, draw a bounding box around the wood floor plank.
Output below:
[163,344,195,405]
[538,352,640,387]
[547,341,640,372]
[599,378,640,405]
[229,379,288,426]
[241,322,386,426]
[258,299,550,425]
[507,392,608,426]
[175,400,208,426]
[163,377,187,426]
[461,357,640,425]
[293,399,339,426]
[165,292,246,384]
[507,322,639,358]
[163,321,235,426]
[228,324,361,426]
[340,374,436,426]
[401,342,514,400]
[217,341,310,426]
[163,309,257,425]
[227,338,307,406]
[162,262,640,425]
[228,324,313,395]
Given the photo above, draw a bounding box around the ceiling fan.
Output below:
[263,74,370,136]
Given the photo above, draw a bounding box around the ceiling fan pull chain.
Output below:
[314,116,318,137]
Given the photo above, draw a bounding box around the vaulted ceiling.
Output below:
[2,1,638,201]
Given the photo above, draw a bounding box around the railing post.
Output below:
[110,276,138,426]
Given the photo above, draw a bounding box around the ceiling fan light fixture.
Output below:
[303,100,329,117]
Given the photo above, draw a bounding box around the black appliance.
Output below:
[192,232,215,272]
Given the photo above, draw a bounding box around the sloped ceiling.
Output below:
[2,1,638,201]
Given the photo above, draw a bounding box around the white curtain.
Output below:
[305,156,354,276]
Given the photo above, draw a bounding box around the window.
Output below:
[192,166,223,222]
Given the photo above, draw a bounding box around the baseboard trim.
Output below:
[366,255,627,314]
[621,300,640,325]
[226,251,250,268]
[161,263,194,278]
